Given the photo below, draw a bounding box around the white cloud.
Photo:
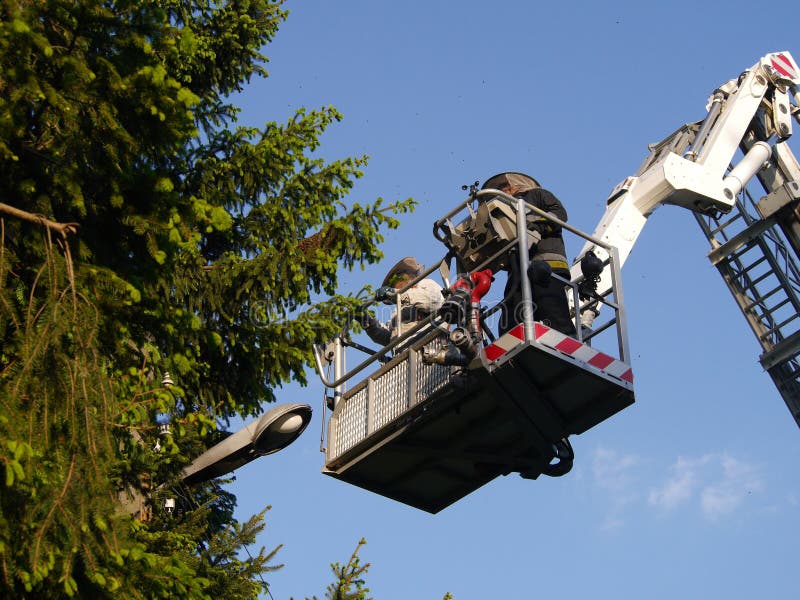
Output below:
[592,446,640,492]
[648,455,705,511]
[600,513,625,533]
[647,453,762,521]
[591,446,641,531]
[699,454,763,521]
[588,448,764,529]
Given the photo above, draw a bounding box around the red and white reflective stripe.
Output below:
[483,324,525,361]
[483,323,633,384]
[770,53,799,81]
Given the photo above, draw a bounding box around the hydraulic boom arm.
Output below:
[572,51,800,302]
[571,51,800,426]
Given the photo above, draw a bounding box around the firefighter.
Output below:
[482,172,576,336]
[361,256,444,345]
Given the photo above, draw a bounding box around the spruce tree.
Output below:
[0,0,411,596]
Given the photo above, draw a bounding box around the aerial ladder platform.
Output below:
[314,51,800,513]
[315,193,635,513]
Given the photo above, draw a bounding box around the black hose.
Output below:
[542,438,574,477]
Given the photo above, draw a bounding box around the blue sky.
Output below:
[225,2,800,598]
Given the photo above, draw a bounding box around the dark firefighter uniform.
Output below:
[482,172,576,336]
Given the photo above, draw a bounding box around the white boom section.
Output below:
[571,51,800,326]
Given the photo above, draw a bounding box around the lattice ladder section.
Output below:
[693,146,800,427]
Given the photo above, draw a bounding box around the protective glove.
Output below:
[355,307,376,328]
[360,312,377,328]
[375,285,397,304]
[528,216,561,237]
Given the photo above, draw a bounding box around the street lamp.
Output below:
[181,403,312,485]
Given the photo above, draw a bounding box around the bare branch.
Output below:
[0,202,79,238]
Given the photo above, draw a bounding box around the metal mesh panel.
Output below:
[372,360,409,431]
[330,387,367,458]
[328,337,454,462]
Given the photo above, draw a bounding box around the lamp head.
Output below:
[252,403,313,455]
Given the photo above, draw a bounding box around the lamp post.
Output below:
[180,403,312,485]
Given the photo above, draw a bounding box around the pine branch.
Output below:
[0,202,79,238]
[33,454,77,570]
[324,538,372,600]
[297,225,339,257]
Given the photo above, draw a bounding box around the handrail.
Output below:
[315,190,631,389]
[434,189,615,252]
[313,311,442,389]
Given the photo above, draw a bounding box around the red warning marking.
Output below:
[555,337,583,354]
[588,352,616,369]
[484,344,506,361]
[771,53,797,79]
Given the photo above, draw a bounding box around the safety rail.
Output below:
[312,259,450,391]
[314,189,631,391]
[433,189,631,361]
[314,189,630,388]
